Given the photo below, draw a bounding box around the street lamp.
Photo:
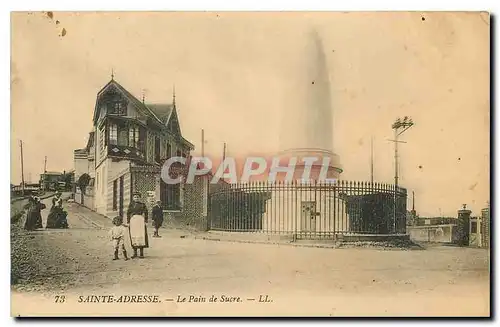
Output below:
[391,116,414,233]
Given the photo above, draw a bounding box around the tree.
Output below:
[77,173,91,195]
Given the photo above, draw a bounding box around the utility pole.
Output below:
[19,140,25,196]
[412,191,415,212]
[222,142,226,162]
[394,128,399,187]
[370,136,374,185]
[42,155,47,192]
[201,129,205,158]
[390,116,414,233]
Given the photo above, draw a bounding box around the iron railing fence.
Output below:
[208,180,407,239]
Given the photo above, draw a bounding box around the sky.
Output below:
[11,12,489,217]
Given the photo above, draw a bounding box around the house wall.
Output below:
[106,160,131,216]
[94,160,108,215]
[74,156,89,180]
[106,168,131,218]
[131,168,160,215]
[74,191,82,204]
[88,159,96,178]
[175,175,208,230]
[75,185,95,211]
[146,131,155,163]
[83,186,95,210]
[95,123,106,167]
[163,175,228,231]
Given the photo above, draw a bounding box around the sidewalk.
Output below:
[65,203,114,229]
[68,202,197,238]
[193,230,423,250]
[193,230,339,249]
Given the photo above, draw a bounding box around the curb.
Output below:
[194,235,339,249]
[69,203,111,229]
[194,234,424,250]
[72,212,106,229]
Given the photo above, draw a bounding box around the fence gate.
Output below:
[301,201,317,233]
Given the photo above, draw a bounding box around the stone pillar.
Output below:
[456,204,472,246]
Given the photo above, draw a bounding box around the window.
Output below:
[166,143,172,159]
[471,221,478,234]
[109,123,118,145]
[155,137,161,163]
[129,126,140,148]
[112,101,126,115]
[118,129,128,146]
[176,149,182,157]
[112,179,118,210]
[160,178,181,211]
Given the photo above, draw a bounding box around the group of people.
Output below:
[24,190,164,261]
[109,192,164,261]
[24,191,69,231]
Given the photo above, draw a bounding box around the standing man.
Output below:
[126,192,149,258]
[152,200,164,237]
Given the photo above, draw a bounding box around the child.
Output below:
[109,216,129,261]
[152,200,164,237]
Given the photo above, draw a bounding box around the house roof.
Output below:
[85,132,95,151]
[93,78,195,150]
[145,103,174,124]
[94,79,164,125]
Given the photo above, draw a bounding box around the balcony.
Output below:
[107,145,145,161]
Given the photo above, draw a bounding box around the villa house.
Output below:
[74,77,204,225]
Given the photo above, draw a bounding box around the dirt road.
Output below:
[11,201,490,317]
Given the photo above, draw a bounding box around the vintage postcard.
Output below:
[10,11,490,317]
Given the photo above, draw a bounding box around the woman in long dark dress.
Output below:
[33,196,46,229]
[23,196,37,231]
[126,192,149,258]
[46,192,69,229]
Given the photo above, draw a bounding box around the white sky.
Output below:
[11,12,489,217]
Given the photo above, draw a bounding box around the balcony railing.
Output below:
[107,144,145,160]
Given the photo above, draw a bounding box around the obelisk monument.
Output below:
[278,28,342,180]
